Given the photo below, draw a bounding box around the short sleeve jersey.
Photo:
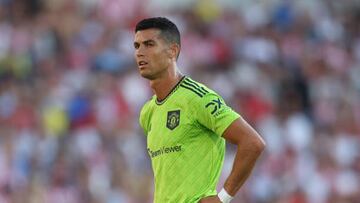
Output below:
[139,76,240,203]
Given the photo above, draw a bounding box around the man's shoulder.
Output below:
[139,96,156,133]
[140,96,156,116]
[178,77,216,101]
[178,77,233,117]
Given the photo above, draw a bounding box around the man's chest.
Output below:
[146,107,194,154]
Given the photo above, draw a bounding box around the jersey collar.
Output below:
[155,76,186,105]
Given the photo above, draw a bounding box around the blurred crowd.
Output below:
[0,0,360,202]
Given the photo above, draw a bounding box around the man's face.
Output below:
[134,29,172,80]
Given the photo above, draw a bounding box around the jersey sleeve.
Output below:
[194,92,240,136]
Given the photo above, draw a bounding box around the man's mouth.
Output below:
[138,61,148,68]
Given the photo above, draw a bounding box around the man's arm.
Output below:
[200,116,265,203]
[222,116,266,196]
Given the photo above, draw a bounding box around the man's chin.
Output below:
[140,72,155,80]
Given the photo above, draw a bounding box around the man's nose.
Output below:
[136,52,144,58]
[136,47,145,57]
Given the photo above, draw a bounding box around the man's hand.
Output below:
[198,195,222,203]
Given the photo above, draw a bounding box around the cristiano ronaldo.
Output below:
[134,17,266,203]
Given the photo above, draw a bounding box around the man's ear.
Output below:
[168,43,180,60]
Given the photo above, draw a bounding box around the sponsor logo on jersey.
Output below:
[148,145,182,158]
[205,98,223,115]
[166,110,180,130]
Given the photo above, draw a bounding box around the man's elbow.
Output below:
[251,135,266,155]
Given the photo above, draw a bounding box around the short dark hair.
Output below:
[135,17,181,48]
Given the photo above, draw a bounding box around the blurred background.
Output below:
[0,0,360,202]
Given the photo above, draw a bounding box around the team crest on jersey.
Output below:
[166,110,180,130]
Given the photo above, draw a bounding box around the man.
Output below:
[134,17,265,203]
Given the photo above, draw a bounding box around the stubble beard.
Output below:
[139,66,167,81]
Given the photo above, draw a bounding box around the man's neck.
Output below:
[150,70,183,101]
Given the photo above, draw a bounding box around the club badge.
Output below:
[166,110,180,130]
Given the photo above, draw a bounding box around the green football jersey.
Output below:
[139,76,240,203]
